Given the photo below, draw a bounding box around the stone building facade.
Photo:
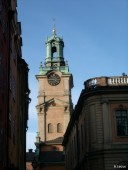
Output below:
[63,76,128,170]
[0,0,30,169]
[35,27,73,170]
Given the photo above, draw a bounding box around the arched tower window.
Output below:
[48,123,53,133]
[115,109,128,136]
[52,46,57,58]
[57,123,63,133]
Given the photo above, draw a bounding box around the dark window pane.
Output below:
[115,110,128,136]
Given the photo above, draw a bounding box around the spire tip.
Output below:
[52,18,56,35]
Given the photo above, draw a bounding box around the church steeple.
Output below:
[36,28,73,143]
[39,28,69,75]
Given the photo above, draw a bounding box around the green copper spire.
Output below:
[45,27,64,64]
[39,28,70,75]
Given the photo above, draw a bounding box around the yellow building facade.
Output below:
[35,28,73,170]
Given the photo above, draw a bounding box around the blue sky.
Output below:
[17,0,128,151]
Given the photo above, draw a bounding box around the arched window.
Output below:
[52,46,57,58]
[115,109,128,136]
[57,123,63,133]
[48,123,53,133]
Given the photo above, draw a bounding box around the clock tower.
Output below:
[36,27,73,144]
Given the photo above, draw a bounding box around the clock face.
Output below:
[47,73,61,86]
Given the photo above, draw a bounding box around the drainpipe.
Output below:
[43,92,46,142]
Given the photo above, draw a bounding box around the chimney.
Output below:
[28,149,33,153]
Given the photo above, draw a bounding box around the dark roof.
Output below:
[26,150,35,162]
[39,151,64,163]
